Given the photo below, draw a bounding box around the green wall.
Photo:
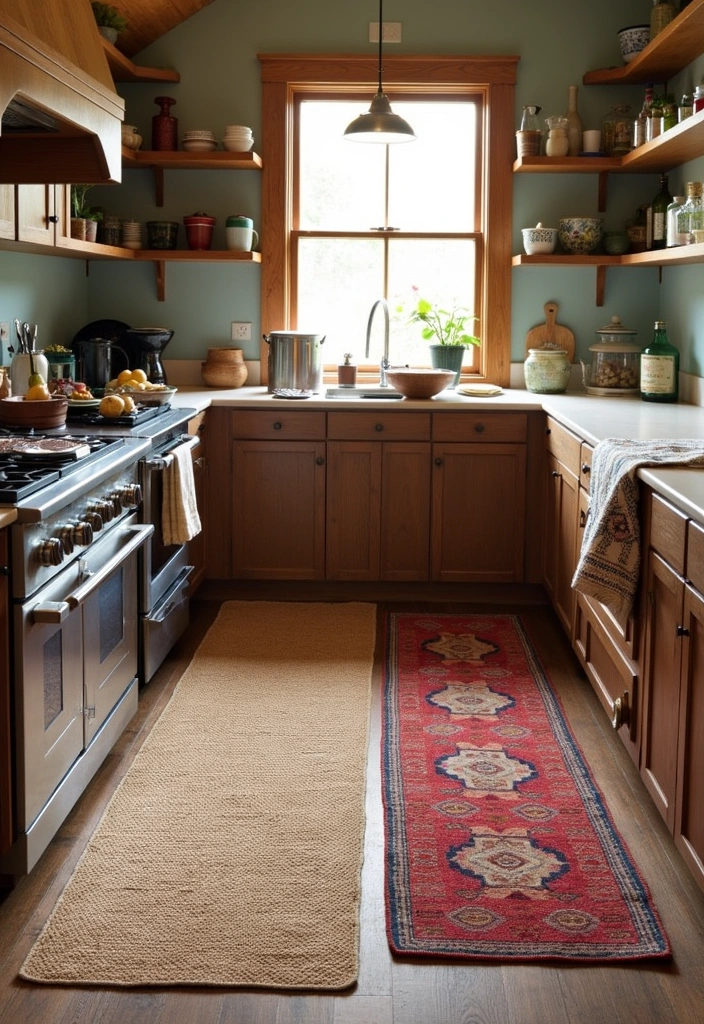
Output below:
[1,0,702,375]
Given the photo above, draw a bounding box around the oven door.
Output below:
[15,520,152,832]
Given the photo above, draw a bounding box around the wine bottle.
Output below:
[640,321,679,403]
[647,173,673,250]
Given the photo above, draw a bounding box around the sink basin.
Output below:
[325,386,404,400]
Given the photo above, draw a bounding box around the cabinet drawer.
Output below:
[231,410,326,440]
[579,441,594,494]
[687,519,704,593]
[650,492,687,575]
[327,411,431,441]
[544,416,581,476]
[432,412,527,443]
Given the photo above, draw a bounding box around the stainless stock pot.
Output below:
[264,331,326,393]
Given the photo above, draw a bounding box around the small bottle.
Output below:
[694,85,704,114]
[678,94,693,123]
[666,196,687,247]
[676,181,704,244]
[633,84,654,148]
[650,1,677,41]
[564,85,583,157]
[641,321,679,403]
[647,173,673,250]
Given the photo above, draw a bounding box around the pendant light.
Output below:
[344,0,416,144]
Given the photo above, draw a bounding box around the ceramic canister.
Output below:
[226,215,259,252]
[524,348,571,394]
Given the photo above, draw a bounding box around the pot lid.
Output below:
[596,315,637,337]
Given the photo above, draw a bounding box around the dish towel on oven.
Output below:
[162,440,202,547]
[572,438,704,623]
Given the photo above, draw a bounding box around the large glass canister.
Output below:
[582,315,640,394]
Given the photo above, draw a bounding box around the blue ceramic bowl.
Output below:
[618,25,650,64]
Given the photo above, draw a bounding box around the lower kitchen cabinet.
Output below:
[542,417,580,637]
[186,412,207,593]
[0,529,11,857]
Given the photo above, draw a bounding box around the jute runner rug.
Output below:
[21,601,377,989]
[383,612,670,962]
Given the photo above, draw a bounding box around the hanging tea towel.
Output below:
[162,440,202,546]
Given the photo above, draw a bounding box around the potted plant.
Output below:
[401,290,480,385]
[70,184,102,241]
[91,2,128,44]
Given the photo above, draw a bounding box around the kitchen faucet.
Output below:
[365,298,390,386]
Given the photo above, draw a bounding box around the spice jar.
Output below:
[581,316,640,395]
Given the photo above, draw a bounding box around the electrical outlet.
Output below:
[369,21,402,43]
[231,322,252,342]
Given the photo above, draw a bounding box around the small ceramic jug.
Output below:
[225,215,259,252]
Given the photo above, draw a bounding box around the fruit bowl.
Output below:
[384,368,456,399]
[105,384,177,406]
[558,217,604,254]
[0,396,68,428]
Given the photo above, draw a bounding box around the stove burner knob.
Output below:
[57,526,74,555]
[108,491,124,513]
[73,521,94,546]
[36,537,64,566]
[85,509,104,532]
[114,484,142,509]
[89,499,114,523]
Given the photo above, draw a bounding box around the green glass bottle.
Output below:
[640,320,679,402]
[648,173,673,250]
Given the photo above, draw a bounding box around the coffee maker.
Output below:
[74,337,130,390]
[121,327,174,384]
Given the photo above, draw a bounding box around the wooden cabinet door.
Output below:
[326,440,382,581]
[0,185,15,240]
[674,583,704,892]
[16,185,56,246]
[543,450,580,637]
[431,442,526,583]
[0,530,12,856]
[232,439,326,579]
[186,418,206,594]
[640,551,684,830]
[380,442,431,581]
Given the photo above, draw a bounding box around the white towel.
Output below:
[572,438,704,623]
[161,440,202,547]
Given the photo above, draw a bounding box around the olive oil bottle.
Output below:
[640,320,679,402]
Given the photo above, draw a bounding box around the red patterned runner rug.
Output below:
[382,613,670,962]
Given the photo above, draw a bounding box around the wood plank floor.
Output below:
[1,589,703,1024]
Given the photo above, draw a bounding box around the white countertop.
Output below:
[172,386,704,526]
[0,509,17,530]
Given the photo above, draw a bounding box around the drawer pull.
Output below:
[611,694,628,730]
[273,421,282,430]
[374,423,384,432]
[579,509,587,528]
[474,423,485,433]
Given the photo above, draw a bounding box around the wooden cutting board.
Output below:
[525,302,575,361]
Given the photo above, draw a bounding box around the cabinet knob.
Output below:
[48,215,59,224]
[315,456,325,466]
[474,423,485,433]
[434,457,443,466]
[552,470,561,478]
[582,463,591,474]
[579,509,587,528]
[273,421,282,430]
[676,625,690,637]
[0,564,8,576]
[374,423,384,432]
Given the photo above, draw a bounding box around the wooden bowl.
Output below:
[385,368,456,399]
[0,396,68,429]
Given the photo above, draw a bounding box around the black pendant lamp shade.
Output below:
[344,0,416,144]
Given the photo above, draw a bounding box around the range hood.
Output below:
[0,0,124,184]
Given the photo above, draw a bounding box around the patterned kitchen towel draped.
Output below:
[572,438,704,622]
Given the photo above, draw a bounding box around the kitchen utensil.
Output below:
[384,367,456,399]
[74,337,130,390]
[264,331,326,393]
[10,351,49,396]
[524,302,576,361]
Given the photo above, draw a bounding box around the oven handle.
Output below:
[144,433,199,471]
[66,524,154,610]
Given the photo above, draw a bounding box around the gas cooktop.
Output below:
[0,433,128,504]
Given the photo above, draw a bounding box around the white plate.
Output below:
[67,398,101,408]
[456,383,504,397]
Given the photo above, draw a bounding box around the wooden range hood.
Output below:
[0,0,124,184]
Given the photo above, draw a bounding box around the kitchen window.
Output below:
[259,54,517,385]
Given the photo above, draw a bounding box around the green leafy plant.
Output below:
[91,3,128,33]
[400,289,480,347]
[71,184,95,218]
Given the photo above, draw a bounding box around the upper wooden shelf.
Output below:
[583,0,704,84]
[121,150,262,171]
[100,36,180,83]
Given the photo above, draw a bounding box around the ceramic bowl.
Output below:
[223,138,254,152]
[558,216,604,254]
[522,226,558,255]
[384,367,456,399]
[602,231,631,255]
[0,396,68,428]
[182,139,218,153]
[105,385,177,406]
[618,25,650,64]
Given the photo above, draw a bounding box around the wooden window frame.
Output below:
[258,54,518,386]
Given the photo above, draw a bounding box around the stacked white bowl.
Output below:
[223,125,254,152]
[182,130,217,153]
[121,220,142,250]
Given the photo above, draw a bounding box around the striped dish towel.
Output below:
[572,438,704,623]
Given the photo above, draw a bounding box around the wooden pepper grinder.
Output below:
[338,353,357,387]
[152,96,178,151]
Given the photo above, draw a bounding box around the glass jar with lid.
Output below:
[602,105,632,156]
[580,316,640,395]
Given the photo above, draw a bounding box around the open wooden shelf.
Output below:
[100,37,180,83]
[121,149,263,205]
[583,0,704,84]
[131,249,261,301]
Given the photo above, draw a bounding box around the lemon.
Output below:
[99,394,125,417]
[24,384,51,401]
[130,368,148,383]
[121,395,135,413]
[117,369,134,386]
